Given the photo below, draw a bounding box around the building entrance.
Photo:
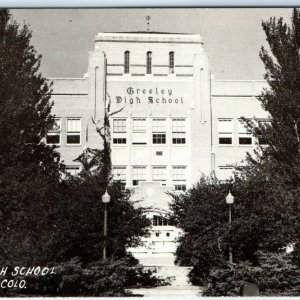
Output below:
[126,182,182,256]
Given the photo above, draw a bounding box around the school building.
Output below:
[48,32,268,255]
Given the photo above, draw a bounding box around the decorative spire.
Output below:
[146,16,151,31]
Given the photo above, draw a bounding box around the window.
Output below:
[258,119,271,145]
[152,118,166,144]
[156,151,163,156]
[172,118,186,144]
[153,134,166,144]
[132,166,146,186]
[113,118,126,144]
[153,215,169,226]
[166,232,170,237]
[124,51,130,74]
[152,166,166,182]
[132,118,147,145]
[46,118,61,145]
[172,166,186,181]
[155,232,160,237]
[218,166,234,181]
[112,166,126,182]
[174,184,186,191]
[238,119,252,145]
[218,119,233,145]
[65,166,80,177]
[113,118,126,132]
[169,51,174,74]
[146,51,152,74]
[67,118,81,144]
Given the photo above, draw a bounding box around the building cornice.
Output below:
[95,32,203,44]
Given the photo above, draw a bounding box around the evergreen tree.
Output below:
[0,9,65,265]
[0,9,62,177]
[170,9,300,289]
[244,8,300,185]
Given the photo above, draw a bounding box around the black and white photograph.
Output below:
[0,6,299,297]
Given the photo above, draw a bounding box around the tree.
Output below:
[243,8,300,185]
[0,9,66,265]
[170,8,300,289]
[0,9,150,266]
[0,9,62,176]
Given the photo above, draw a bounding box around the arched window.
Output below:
[169,51,174,74]
[146,51,152,74]
[124,51,130,74]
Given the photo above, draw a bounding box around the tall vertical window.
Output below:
[257,119,271,145]
[218,119,233,145]
[132,166,146,186]
[172,118,186,144]
[146,51,152,74]
[238,119,252,145]
[113,118,126,144]
[152,166,167,182]
[173,166,186,191]
[112,166,127,183]
[169,51,174,74]
[66,118,81,144]
[132,118,147,145]
[152,118,166,144]
[124,51,130,74]
[46,118,61,145]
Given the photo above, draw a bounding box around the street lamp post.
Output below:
[226,191,234,264]
[102,190,111,260]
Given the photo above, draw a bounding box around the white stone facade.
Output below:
[49,32,268,254]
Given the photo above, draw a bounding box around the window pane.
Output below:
[153,119,166,132]
[65,166,80,177]
[132,166,146,185]
[47,118,61,145]
[239,137,252,145]
[172,119,185,132]
[169,52,174,73]
[124,51,130,74]
[146,51,152,74]
[173,138,185,144]
[174,184,186,191]
[113,119,126,133]
[113,138,126,144]
[51,118,61,131]
[219,137,232,145]
[218,167,234,181]
[47,134,60,144]
[173,166,186,181]
[67,119,81,132]
[132,118,146,144]
[67,135,80,144]
[113,166,126,182]
[153,134,166,144]
[152,166,166,181]
[218,119,233,133]
[238,120,248,134]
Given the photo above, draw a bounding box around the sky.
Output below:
[11,8,293,80]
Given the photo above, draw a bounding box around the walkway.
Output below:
[129,253,201,297]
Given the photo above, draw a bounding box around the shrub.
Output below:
[203,251,300,296]
[2,256,166,296]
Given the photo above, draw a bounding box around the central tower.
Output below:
[86,31,212,255]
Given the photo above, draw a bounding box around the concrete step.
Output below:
[129,253,201,296]
[129,285,201,297]
[135,253,176,267]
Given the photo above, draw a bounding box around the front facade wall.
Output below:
[49,32,269,254]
